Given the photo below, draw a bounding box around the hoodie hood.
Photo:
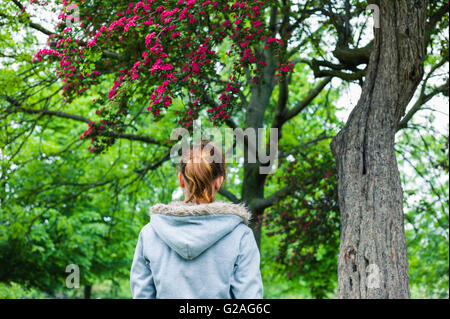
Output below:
[149,201,251,260]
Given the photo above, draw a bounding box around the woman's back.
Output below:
[130,200,263,299]
[130,140,263,298]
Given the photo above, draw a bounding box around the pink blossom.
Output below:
[108,90,117,99]
[163,96,172,107]
[145,32,156,48]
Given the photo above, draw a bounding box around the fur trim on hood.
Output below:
[149,200,252,225]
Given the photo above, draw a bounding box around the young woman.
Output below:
[130,140,263,299]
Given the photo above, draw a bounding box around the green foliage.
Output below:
[263,83,341,298]
[397,125,449,298]
[260,228,314,299]
[0,282,47,299]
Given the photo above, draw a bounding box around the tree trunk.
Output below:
[84,284,92,299]
[243,164,265,248]
[243,49,276,248]
[330,0,428,299]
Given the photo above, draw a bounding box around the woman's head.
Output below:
[179,140,226,203]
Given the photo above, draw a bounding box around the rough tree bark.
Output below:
[330,0,428,298]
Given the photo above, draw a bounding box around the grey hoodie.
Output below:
[130,201,263,299]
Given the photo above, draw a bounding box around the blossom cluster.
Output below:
[32,0,293,153]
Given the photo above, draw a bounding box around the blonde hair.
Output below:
[180,140,226,203]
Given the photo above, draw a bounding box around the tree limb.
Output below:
[11,0,55,35]
[250,185,292,211]
[218,187,240,204]
[397,83,447,131]
[280,76,332,125]
[5,96,166,147]
[397,59,449,131]
[425,2,450,47]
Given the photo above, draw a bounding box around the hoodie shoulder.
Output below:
[232,223,256,245]
[139,223,156,242]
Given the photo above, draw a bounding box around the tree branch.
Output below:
[12,0,55,35]
[425,2,450,47]
[11,0,122,60]
[218,187,240,204]
[270,72,289,132]
[332,42,373,68]
[5,96,166,146]
[250,185,292,211]
[397,59,449,131]
[397,83,447,131]
[303,58,366,82]
[280,76,332,125]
